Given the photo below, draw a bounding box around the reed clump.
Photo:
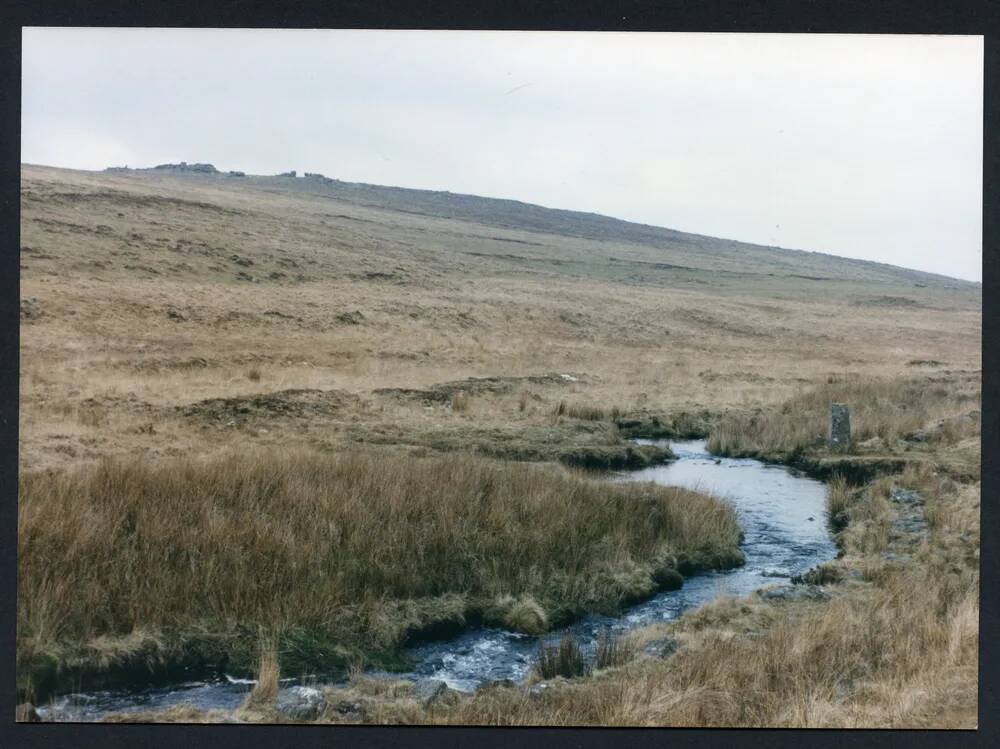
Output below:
[826,477,854,531]
[536,634,588,680]
[595,629,636,670]
[554,402,623,422]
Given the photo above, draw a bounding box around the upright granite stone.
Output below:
[830,403,851,450]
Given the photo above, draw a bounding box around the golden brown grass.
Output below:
[101,703,240,723]
[241,642,280,711]
[17,447,740,675]
[826,477,853,530]
[18,167,980,477]
[554,402,622,422]
[502,596,548,635]
[707,374,980,461]
[17,165,981,726]
[594,630,636,670]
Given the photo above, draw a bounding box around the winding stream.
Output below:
[39,439,836,721]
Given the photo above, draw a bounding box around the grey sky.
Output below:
[22,29,983,282]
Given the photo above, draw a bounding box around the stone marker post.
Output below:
[830,403,851,450]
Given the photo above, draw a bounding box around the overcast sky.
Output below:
[22,29,983,281]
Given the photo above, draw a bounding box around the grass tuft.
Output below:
[536,634,587,680]
[595,630,635,670]
[242,640,280,710]
[503,596,549,635]
[826,477,853,531]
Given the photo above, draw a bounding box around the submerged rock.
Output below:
[276,685,326,721]
[791,564,843,586]
[889,487,923,505]
[760,569,790,578]
[759,584,831,603]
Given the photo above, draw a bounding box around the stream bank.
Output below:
[36,439,836,721]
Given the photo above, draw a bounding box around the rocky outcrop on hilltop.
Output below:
[105,162,222,175]
[152,162,220,174]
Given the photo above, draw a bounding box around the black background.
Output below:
[1,2,996,748]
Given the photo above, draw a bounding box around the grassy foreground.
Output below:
[144,374,976,729]
[17,448,741,700]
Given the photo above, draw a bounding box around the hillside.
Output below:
[73,163,976,289]
[19,162,981,475]
[247,172,974,289]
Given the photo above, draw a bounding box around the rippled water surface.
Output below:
[40,439,836,720]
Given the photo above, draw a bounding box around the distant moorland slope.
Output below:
[89,161,975,289]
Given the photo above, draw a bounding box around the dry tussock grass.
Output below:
[101,703,239,723]
[241,642,280,711]
[17,447,740,668]
[18,270,978,476]
[826,477,854,531]
[707,374,980,459]
[594,629,636,670]
[535,634,588,680]
[18,169,979,476]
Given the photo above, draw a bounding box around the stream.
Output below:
[38,439,836,721]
